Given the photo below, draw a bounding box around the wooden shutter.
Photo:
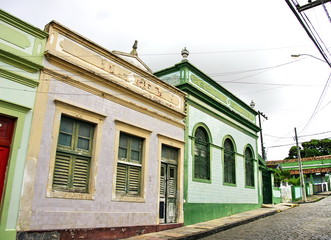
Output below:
[72,156,90,192]
[128,165,140,195]
[53,153,70,190]
[168,166,176,198]
[160,164,166,198]
[116,163,127,194]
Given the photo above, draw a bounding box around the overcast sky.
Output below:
[2,0,330,160]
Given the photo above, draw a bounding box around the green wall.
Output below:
[184,202,261,225]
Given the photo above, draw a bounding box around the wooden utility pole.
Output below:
[258,111,268,160]
[294,127,307,202]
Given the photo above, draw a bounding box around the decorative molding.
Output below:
[0,67,39,88]
[0,9,48,39]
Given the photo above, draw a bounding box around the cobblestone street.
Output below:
[201,196,331,240]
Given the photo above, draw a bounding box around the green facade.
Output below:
[0,9,47,239]
[155,60,262,225]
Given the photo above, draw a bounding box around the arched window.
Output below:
[194,127,210,180]
[224,139,235,184]
[245,147,254,187]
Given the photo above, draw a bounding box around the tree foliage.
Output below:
[273,168,291,187]
[285,138,331,159]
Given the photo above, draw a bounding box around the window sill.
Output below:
[245,185,255,189]
[223,182,236,187]
[113,195,145,203]
[192,178,211,184]
[47,190,95,200]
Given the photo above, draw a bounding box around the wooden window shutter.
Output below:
[128,165,140,195]
[53,153,71,190]
[53,115,94,193]
[72,156,90,192]
[116,163,127,194]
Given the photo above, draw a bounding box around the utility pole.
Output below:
[294,127,307,202]
[258,111,268,160]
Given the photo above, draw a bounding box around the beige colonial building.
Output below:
[17,21,186,239]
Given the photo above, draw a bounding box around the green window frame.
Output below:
[245,148,255,187]
[52,115,94,193]
[224,139,236,184]
[116,132,143,197]
[194,127,210,180]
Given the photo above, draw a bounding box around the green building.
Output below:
[267,155,331,193]
[0,9,47,239]
[154,49,262,225]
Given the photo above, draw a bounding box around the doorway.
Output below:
[0,115,16,204]
[159,145,178,224]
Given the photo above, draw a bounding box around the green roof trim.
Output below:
[0,9,48,39]
[155,61,258,122]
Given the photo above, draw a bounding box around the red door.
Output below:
[0,115,15,204]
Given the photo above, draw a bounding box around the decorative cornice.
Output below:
[0,49,43,73]
[45,21,184,97]
[43,67,186,128]
[0,67,39,88]
[0,9,48,39]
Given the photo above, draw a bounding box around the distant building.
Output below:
[154,49,262,225]
[0,9,47,240]
[17,21,186,239]
[267,155,331,193]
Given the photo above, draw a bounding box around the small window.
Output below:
[194,127,210,180]
[224,138,236,184]
[245,148,255,187]
[53,115,94,193]
[116,133,143,197]
[161,144,179,162]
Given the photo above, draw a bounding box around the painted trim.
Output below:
[188,99,258,139]
[243,144,256,188]
[0,67,39,88]
[191,123,212,184]
[0,9,48,39]
[184,202,261,225]
[0,100,30,240]
[222,136,237,186]
[46,100,106,200]
[0,49,42,73]
[157,135,185,224]
[43,68,186,129]
[112,121,151,203]
[180,85,259,132]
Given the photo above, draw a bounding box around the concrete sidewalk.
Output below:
[123,192,330,240]
[123,203,296,240]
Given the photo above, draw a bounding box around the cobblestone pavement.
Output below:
[201,196,331,240]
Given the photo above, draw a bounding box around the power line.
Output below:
[301,72,331,133]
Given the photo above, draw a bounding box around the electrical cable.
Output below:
[301,72,331,133]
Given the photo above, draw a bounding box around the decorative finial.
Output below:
[130,40,138,56]
[181,47,189,62]
[250,100,255,109]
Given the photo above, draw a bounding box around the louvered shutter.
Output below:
[72,156,90,192]
[160,164,166,198]
[116,163,127,194]
[53,153,70,190]
[168,166,176,198]
[128,165,140,195]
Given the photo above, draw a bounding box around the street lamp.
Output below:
[291,54,329,66]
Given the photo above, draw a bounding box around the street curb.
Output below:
[174,209,288,240]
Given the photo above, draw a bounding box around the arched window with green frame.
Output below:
[245,147,254,187]
[194,127,210,180]
[223,138,235,184]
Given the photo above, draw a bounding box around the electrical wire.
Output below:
[301,72,331,133]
